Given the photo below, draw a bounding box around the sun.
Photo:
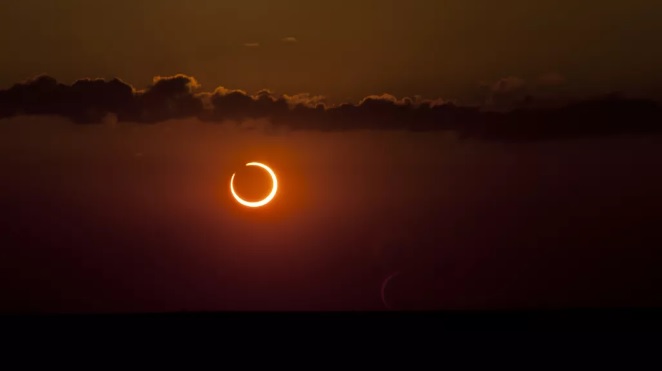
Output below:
[230,162,278,207]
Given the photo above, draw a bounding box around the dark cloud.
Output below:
[484,76,529,111]
[491,76,526,94]
[136,75,203,122]
[0,75,135,124]
[1,74,662,141]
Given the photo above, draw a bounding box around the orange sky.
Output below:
[2,115,662,310]
[2,1,662,312]
[1,0,662,103]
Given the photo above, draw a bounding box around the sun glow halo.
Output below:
[230,162,278,207]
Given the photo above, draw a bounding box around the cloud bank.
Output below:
[1,74,661,141]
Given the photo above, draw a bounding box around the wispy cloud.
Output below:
[243,42,260,47]
[491,76,526,94]
[537,72,566,86]
[281,37,297,43]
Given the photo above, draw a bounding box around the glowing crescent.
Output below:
[230,162,278,207]
[381,271,401,310]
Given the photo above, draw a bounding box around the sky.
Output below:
[2,0,662,104]
[1,1,662,312]
[2,117,661,311]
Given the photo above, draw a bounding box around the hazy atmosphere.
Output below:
[1,0,661,312]
[2,117,661,311]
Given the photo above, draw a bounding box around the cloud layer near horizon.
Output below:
[1,74,661,141]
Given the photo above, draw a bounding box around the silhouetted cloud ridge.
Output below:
[1,74,661,141]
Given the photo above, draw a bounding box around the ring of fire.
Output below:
[230,162,278,207]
